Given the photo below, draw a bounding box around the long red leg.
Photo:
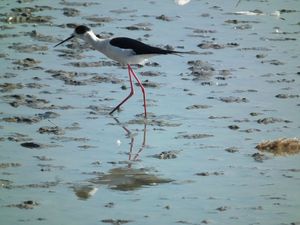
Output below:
[109,65,135,115]
[128,65,147,118]
[109,64,147,118]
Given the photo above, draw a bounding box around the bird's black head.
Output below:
[54,25,91,48]
[75,25,91,35]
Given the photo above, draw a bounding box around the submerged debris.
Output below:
[256,138,300,156]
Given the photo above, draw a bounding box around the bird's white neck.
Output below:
[83,31,106,52]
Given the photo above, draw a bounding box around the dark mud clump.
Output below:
[224,19,260,25]
[38,126,65,135]
[3,5,53,24]
[67,61,117,68]
[228,125,240,130]
[257,117,291,125]
[10,43,48,53]
[5,14,52,24]
[63,7,80,17]
[175,133,213,139]
[156,14,173,21]
[6,200,39,209]
[141,80,160,88]
[251,152,268,162]
[50,136,89,143]
[33,156,52,161]
[152,150,181,159]
[46,69,121,86]
[195,171,224,176]
[140,71,162,77]
[87,105,112,116]
[275,93,299,99]
[0,162,21,169]
[127,118,181,127]
[13,58,41,68]
[101,219,133,225]
[225,146,239,153]
[187,60,215,80]
[2,116,41,124]
[197,42,239,49]
[125,22,152,31]
[7,133,32,142]
[256,138,300,156]
[2,94,72,110]
[261,59,285,66]
[0,83,23,92]
[185,104,212,110]
[20,142,42,149]
[26,30,60,43]
[218,96,249,103]
[36,111,60,119]
[83,15,113,23]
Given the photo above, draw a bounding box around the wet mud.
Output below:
[0,1,299,225]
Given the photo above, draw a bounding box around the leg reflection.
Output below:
[111,117,147,161]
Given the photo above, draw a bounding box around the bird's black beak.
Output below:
[54,35,74,47]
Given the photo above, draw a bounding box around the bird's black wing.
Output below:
[109,37,175,55]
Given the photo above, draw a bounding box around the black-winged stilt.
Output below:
[54,25,187,118]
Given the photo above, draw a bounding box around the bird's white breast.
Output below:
[94,39,148,65]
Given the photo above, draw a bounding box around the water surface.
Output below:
[1,0,300,224]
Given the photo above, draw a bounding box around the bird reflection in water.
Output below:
[112,116,147,162]
[72,117,172,198]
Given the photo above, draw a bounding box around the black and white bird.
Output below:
[54,25,188,118]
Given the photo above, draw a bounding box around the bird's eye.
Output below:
[75,25,90,34]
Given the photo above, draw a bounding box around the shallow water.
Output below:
[1,0,300,224]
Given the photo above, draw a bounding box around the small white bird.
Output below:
[55,25,187,118]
